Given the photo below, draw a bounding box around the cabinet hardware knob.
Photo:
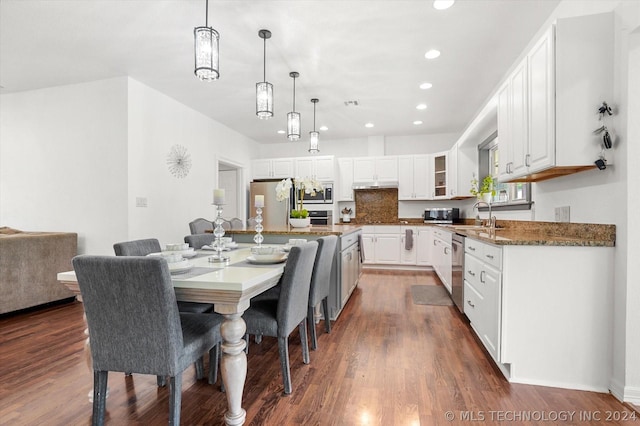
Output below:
[486,254,494,259]
[467,300,475,308]
[468,270,475,276]
[468,246,476,251]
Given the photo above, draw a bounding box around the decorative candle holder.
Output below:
[253,207,264,246]
[209,204,230,263]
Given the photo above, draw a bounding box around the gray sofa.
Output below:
[0,227,77,314]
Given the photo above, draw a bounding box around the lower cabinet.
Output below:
[464,238,502,362]
[339,231,362,313]
[361,226,401,264]
[432,228,452,292]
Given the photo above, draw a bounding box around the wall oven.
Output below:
[308,210,333,226]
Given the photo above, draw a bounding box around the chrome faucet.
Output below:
[473,201,496,229]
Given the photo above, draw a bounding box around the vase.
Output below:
[289,217,311,228]
[482,193,492,204]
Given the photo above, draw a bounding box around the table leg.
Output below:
[220,311,248,426]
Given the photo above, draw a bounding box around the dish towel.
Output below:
[405,229,414,250]
[358,233,364,262]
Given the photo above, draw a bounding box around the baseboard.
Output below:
[509,376,610,394]
[623,385,640,405]
[363,264,434,272]
[610,377,625,402]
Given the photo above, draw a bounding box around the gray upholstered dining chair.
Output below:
[307,235,338,350]
[113,239,213,314]
[184,233,215,249]
[72,255,223,426]
[242,241,318,395]
[230,218,244,230]
[189,218,214,235]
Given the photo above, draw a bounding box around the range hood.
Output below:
[352,181,398,190]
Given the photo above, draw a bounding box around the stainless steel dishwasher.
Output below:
[451,233,465,313]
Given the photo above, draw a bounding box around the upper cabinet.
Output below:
[295,155,335,181]
[353,156,398,183]
[431,152,449,199]
[497,12,613,182]
[252,158,294,180]
[398,155,430,200]
[337,158,354,201]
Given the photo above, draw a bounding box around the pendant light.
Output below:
[309,98,320,153]
[194,0,220,81]
[287,72,300,141]
[256,29,273,119]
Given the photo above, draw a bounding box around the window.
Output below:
[478,132,531,210]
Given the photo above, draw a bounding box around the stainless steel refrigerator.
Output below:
[249,181,292,229]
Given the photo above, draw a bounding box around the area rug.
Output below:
[410,285,454,306]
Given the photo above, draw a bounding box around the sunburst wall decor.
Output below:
[166,144,192,178]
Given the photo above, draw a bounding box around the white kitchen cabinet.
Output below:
[360,226,401,265]
[400,226,418,265]
[353,156,398,183]
[295,155,335,181]
[398,155,430,200]
[446,146,458,198]
[432,228,452,292]
[415,227,433,266]
[337,158,354,201]
[252,158,294,180]
[498,13,613,182]
[464,238,502,362]
[430,152,449,199]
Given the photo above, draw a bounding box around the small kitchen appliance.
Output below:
[423,207,460,224]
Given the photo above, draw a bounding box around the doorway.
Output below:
[217,158,245,223]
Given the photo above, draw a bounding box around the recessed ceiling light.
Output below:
[413,120,423,125]
[419,82,433,90]
[319,126,328,131]
[424,49,441,59]
[416,103,427,110]
[365,123,374,128]
[277,130,286,134]
[433,0,455,10]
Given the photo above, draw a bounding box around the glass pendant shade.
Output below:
[256,82,273,119]
[194,1,219,81]
[256,29,273,119]
[287,112,301,141]
[309,131,320,153]
[287,71,300,141]
[308,98,320,152]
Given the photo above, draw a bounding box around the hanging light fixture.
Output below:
[256,29,273,119]
[287,72,300,141]
[309,98,320,153]
[194,0,220,81]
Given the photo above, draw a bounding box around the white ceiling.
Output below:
[0,0,560,144]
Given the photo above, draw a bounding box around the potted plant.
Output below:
[341,207,352,223]
[470,175,496,203]
[276,177,324,227]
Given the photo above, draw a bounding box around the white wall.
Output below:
[0,78,129,254]
[127,79,257,247]
[256,132,458,159]
[0,77,259,255]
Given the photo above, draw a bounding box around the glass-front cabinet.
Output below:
[431,152,448,199]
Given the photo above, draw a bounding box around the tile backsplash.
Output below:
[354,188,399,223]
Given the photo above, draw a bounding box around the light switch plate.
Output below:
[555,206,570,222]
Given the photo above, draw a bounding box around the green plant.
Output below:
[290,209,308,219]
[470,175,496,197]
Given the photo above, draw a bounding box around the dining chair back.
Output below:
[113,238,161,256]
[72,255,222,426]
[113,239,213,314]
[230,218,244,230]
[307,235,338,350]
[184,233,215,249]
[189,218,214,235]
[242,241,318,394]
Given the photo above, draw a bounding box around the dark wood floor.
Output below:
[1,270,637,425]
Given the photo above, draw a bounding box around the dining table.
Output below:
[57,243,288,426]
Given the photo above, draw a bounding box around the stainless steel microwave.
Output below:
[424,207,459,224]
[301,183,333,204]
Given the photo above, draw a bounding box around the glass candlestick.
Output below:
[209,204,230,263]
[253,207,264,246]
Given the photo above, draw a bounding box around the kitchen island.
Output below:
[225,224,363,320]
